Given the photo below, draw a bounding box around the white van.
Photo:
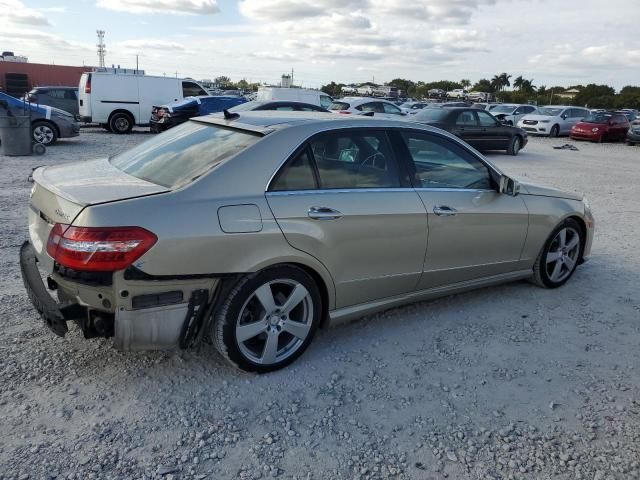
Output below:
[256,87,333,109]
[78,72,208,133]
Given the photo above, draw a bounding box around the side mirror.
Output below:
[499,175,520,196]
[561,114,567,120]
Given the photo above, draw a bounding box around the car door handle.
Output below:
[307,206,343,220]
[433,205,457,217]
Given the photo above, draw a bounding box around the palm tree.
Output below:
[513,76,524,90]
[491,75,503,92]
[520,78,536,93]
[498,72,512,90]
[460,79,471,89]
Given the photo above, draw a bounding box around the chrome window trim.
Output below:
[266,187,495,196]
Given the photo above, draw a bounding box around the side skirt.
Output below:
[328,269,532,326]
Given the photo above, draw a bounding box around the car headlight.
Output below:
[592,127,599,132]
[540,120,550,123]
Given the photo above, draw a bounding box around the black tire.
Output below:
[598,134,607,143]
[109,112,133,134]
[211,265,322,373]
[549,124,560,137]
[31,121,58,145]
[507,135,522,156]
[531,218,583,289]
[628,141,635,146]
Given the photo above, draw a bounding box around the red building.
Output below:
[0,61,94,97]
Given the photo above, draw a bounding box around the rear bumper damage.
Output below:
[20,241,220,350]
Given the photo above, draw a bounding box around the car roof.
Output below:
[31,86,77,90]
[193,110,429,134]
[339,97,396,105]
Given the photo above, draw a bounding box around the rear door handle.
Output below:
[307,206,343,220]
[433,205,457,217]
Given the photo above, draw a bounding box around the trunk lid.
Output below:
[28,159,169,268]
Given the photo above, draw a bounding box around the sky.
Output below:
[0,0,638,90]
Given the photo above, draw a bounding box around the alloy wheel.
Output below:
[33,125,54,144]
[545,227,580,283]
[235,279,313,365]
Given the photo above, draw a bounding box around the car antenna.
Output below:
[223,109,240,120]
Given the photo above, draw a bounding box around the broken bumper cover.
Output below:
[19,241,86,337]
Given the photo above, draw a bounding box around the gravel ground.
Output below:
[1,129,639,480]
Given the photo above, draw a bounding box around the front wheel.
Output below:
[531,219,582,288]
[32,121,58,145]
[211,266,321,373]
[549,124,560,137]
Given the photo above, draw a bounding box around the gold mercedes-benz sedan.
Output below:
[20,111,594,372]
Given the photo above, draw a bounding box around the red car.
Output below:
[570,112,630,142]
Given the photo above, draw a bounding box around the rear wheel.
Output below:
[109,112,133,134]
[507,135,521,155]
[549,124,560,137]
[211,265,321,373]
[531,219,582,288]
[32,121,58,145]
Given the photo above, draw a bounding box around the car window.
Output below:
[514,107,525,115]
[64,90,77,100]
[270,149,317,191]
[47,90,66,99]
[274,106,295,111]
[382,102,402,114]
[455,111,477,127]
[182,82,207,97]
[523,106,536,114]
[401,131,492,190]
[355,102,381,113]
[110,122,261,189]
[477,110,497,127]
[319,95,332,109]
[329,101,350,111]
[310,131,400,189]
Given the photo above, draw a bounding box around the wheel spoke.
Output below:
[281,284,309,314]
[564,255,576,270]
[566,235,579,251]
[236,319,267,342]
[558,229,567,248]
[261,331,279,364]
[550,260,563,281]
[546,250,562,263]
[282,320,311,340]
[254,284,276,313]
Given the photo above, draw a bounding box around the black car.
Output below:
[412,107,528,155]
[229,100,329,113]
[24,86,79,117]
[627,121,640,146]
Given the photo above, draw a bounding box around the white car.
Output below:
[399,101,431,114]
[328,97,406,119]
[447,89,468,99]
[489,104,539,126]
[517,106,591,137]
[256,87,333,109]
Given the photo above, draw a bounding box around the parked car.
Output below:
[24,86,79,117]
[399,101,430,114]
[627,118,640,145]
[517,106,591,137]
[150,96,247,132]
[616,109,637,122]
[20,111,593,372]
[468,92,493,102]
[328,97,406,119]
[79,72,209,133]
[257,87,333,109]
[570,112,630,142]
[411,107,528,155]
[0,91,79,145]
[447,89,468,100]
[427,88,446,99]
[229,100,328,113]
[489,104,539,126]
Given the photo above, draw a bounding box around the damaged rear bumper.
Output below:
[20,241,220,350]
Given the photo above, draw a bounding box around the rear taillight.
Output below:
[337,110,351,114]
[85,74,92,94]
[47,224,157,272]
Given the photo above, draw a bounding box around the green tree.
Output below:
[472,78,494,93]
[460,79,471,89]
[387,78,415,96]
[320,81,344,97]
[573,84,615,107]
[214,76,232,88]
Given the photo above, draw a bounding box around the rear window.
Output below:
[413,108,449,122]
[329,101,350,111]
[110,121,260,188]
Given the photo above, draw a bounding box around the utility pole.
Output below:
[96,30,106,68]
[291,67,294,87]
[136,54,139,73]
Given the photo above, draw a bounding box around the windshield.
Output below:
[491,105,517,114]
[110,121,261,188]
[329,101,350,111]
[229,100,264,112]
[539,107,564,116]
[413,108,449,122]
[582,113,611,124]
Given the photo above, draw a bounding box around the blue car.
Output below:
[0,91,80,145]
[150,96,247,132]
